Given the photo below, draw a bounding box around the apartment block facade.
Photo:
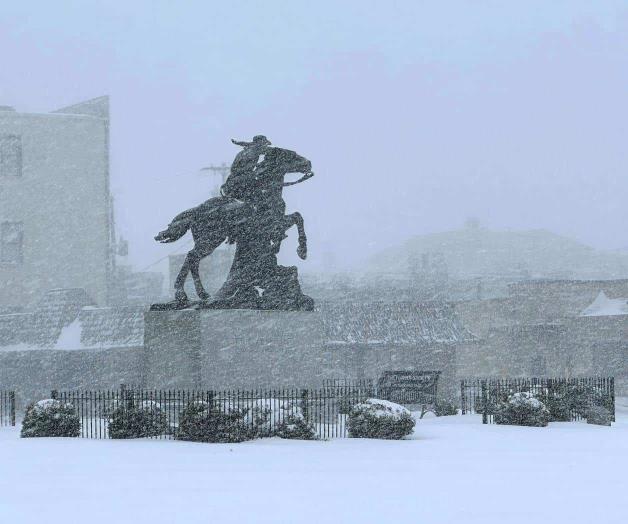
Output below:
[0,96,113,307]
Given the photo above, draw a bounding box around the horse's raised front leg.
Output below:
[188,236,226,301]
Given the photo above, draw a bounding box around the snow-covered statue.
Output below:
[151,136,314,311]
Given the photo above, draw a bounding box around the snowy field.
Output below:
[1,401,627,524]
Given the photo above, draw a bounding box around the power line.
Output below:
[138,238,194,272]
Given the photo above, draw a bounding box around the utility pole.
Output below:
[199,163,231,197]
[200,162,230,184]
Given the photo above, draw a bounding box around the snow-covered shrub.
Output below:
[474,390,508,416]
[337,394,363,415]
[433,399,458,417]
[494,392,550,427]
[550,384,590,418]
[174,401,210,442]
[586,405,612,426]
[274,415,317,440]
[242,399,282,438]
[545,384,612,421]
[585,386,614,414]
[273,402,318,440]
[543,395,571,422]
[244,399,317,440]
[21,399,81,438]
[176,400,251,443]
[244,404,273,438]
[108,400,169,439]
[347,399,415,439]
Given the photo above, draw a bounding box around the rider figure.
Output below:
[221,135,272,202]
[222,134,289,251]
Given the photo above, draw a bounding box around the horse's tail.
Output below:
[155,209,194,243]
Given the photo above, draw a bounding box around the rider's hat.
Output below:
[231,135,271,148]
[252,135,271,145]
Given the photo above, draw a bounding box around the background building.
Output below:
[455,279,628,394]
[0,96,114,307]
[369,221,628,281]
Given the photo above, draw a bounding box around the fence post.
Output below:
[301,389,309,422]
[461,381,466,415]
[9,391,16,427]
[610,377,615,423]
[122,383,135,410]
[481,380,488,424]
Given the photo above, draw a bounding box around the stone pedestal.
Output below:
[143,310,202,388]
[143,309,458,396]
[143,309,326,389]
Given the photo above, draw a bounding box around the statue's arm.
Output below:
[283,172,314,187]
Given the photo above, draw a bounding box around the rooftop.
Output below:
[0,290,473,351]
[319,301,474,345]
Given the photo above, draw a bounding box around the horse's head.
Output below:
[264,147,312,176]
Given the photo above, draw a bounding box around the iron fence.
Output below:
[53,386,378,440]
[322,378,374,389]
[0,391,16,426]
[323,375,440,409]
[460,377,615,424]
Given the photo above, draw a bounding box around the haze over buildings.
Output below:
[1,1,627,274]
[369,222,628,282]
[1,5,627,523]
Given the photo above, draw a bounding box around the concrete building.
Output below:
[0,97,114,307]
[455,280,628,394]
[455,278,628,337]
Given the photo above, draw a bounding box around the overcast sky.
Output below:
[2,1,627,273]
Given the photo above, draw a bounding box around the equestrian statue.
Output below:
[150,135,314,311]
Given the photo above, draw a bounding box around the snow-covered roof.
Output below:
[1,291,470,350]
[76,307,145,348]
[0,289,144,351]
[319,302,473,345]
[580,291,628,317]
[29,288,95,346]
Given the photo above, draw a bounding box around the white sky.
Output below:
[2,1,627,272]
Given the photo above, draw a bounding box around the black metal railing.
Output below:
[0,391,16,426]
[322,378,374,389]
[460,377,615,424]
[322,375,439,409]
[53,386,378,440]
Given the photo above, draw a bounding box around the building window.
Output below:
[1,222,23,264]
[0,135,22,177]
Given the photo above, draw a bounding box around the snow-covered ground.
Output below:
[1,401,627,524]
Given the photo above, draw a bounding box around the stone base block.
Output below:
[143,309,458,395]
[143,309,326,389]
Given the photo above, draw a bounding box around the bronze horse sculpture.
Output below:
[151,147,314,311]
